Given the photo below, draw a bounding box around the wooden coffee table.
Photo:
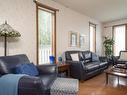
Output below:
[105,67,127,85]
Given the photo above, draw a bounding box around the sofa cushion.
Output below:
[99,62,108,67]
[82,51,92,62]
[15,63,39,76]
[92,53,99,62]
[18,76,42,95]
[85,62,100,72]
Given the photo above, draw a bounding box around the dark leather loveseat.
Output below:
[0,54,57,95]
[65,51,108,81]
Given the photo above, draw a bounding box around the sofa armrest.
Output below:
[66,61,86,80]
[18,76,43,95]
[37,64,58,75]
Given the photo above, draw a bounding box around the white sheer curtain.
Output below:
[113,25,126,56]
[90,23,96,52]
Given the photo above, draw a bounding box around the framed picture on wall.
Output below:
[69,31,78,47]
[79,34,86,48]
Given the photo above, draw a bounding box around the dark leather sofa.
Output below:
[0,54,57,95]
[65,51,108,81]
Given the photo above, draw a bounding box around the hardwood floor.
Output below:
[79,73,127,95]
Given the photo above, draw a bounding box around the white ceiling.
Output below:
[53,0,127,23]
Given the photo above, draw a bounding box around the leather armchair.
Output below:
[112,51,127,65]
[65,51,108,81]
[0,54,57,95]
[111,51,127,69]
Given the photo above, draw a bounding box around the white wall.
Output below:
[0,0,36,63]
[0,0,103,63]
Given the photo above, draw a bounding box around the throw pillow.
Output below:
[70,53,79,61]
[15,63,39,76]
[92,53,99,62]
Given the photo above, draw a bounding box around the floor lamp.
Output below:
[0,21,21,56]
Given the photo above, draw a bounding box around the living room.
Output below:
[0,0,127,95]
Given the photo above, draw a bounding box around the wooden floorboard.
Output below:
[79,73,127,95]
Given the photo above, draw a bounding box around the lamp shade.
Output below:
[0,21,21,37]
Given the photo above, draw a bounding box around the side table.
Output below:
[57,63,70,77]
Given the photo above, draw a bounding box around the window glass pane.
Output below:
[38,9,54,64]
[114,25,126,56]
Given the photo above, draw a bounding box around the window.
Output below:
[89,23,96,52]
[36,2,57,64]
[113,25,126,56]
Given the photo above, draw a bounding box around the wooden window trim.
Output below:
[113,24,127,27]
[89,22,96,53]
[38,7,55,14]
[34,0,59,12]
[35,1,57,64]
[124,25,127,50]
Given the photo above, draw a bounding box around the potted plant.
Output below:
[103,37,114,57]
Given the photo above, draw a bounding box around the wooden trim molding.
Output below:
[125,25,127,50]
[113,24,127,27]
[54,11,57,63]
[89,22,97,27]
[95,25,96,53]
[36,4,39,64]
[34,0,59,12]
[112,26,115,55]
